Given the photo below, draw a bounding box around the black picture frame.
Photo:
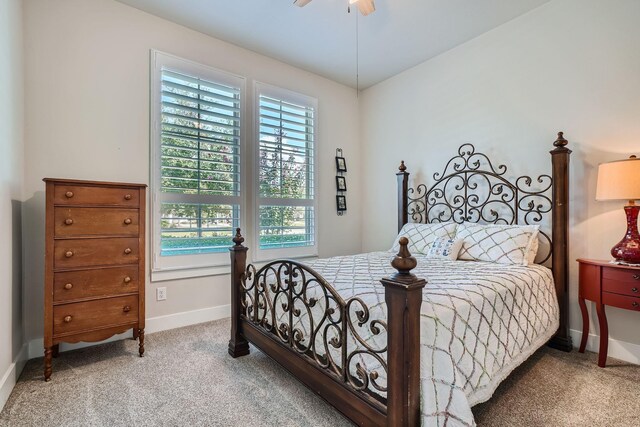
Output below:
[335,156,347,172]
[336,176,347,192]
[336,195,347,211]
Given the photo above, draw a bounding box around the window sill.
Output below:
[151,265,230,282]
[251,254,318,268]
[150,254,319,282]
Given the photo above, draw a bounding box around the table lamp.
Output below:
[596,155,640,264]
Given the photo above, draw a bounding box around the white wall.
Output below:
[0,0,26,410]
[360,0,640,358]
[22,0,361,352]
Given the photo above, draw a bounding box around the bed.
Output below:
[227,133,573,426]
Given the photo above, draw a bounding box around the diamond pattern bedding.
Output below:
[455,223,540,266]
[304,252,559,427]
[391,222,458,254]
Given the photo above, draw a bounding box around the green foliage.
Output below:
[259,128,309,238]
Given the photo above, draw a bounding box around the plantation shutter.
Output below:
[158,67,241,257]
[257,89,316,252]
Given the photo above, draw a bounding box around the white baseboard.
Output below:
[0,343,28,412]
[27,304,231,360]
[570,328,640,365]
[146,304,230,334]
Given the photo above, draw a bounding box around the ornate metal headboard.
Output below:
[401,144,555,262]
[396,132,572,351]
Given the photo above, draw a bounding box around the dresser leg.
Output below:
[44,347,53,382]
[133,328,139,340]
[596,303,608,368]
[578,297,589,353]
[138,329,145,357]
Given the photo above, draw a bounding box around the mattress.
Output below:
[263,252,559,427]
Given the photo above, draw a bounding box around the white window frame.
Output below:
[150,50,246,281]
[253,82,318,262]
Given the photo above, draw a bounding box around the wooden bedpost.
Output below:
[397,161,409,232]
[549,132,573,352]
[228,228,250,358]
[381,237,426,427]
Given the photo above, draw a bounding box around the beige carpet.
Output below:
[1,319,638,426]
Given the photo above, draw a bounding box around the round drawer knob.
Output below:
[65,218,74,225]
[63,315,72,323]
[123,306,131,313]
[123,276,132,284]
[124,218,132,225]
[632,287,638,293]
[633,275,640,280]
[124,194,132,201]
[124,248,132,255]
[633,302,639,308]
[64,283,73,290]
[65,251,74,258]
[65,191,74,198]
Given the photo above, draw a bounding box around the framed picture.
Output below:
[336,176,347,192]
[335,156,347,172]
[336,195,347,211]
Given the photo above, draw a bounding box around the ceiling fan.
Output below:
[294,0,375,16]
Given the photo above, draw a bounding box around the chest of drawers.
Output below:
[43,178,147,381]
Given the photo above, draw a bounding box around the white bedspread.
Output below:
[301,252,559,427]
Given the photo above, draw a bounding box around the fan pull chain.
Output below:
[356,10,359,94]
[347,0,360,95]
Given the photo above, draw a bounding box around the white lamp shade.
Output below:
[596,157,640,201]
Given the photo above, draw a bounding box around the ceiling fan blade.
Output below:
[294,0,312,7]
[355,0,375,16]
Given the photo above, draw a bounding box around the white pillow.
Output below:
[426,237,464,260]
[527,236,540,264]
[391,222,458,255]
[455,223,540,266]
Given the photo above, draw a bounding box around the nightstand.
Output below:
[577,259,640,367]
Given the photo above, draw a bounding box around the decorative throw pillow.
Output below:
[391,222,458,255]
[455,223,540,266]
[426,237,464,260]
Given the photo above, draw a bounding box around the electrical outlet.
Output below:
[156,287,167,301]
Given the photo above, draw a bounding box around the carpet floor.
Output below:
[1,319,638,426]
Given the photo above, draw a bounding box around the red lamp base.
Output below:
[611,204,640,264]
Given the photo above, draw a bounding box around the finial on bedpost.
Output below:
[232,227,245,248]
[381,236,426,425]
[398,160,407,172]
[553,131,568,148]
[391,237,418,275]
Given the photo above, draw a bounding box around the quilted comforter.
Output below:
[303,252,559,427]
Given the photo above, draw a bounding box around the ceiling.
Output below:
[116,0,550,89]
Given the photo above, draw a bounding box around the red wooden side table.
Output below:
[577,258,640,367]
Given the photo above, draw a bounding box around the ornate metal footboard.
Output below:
[229,230,426,426]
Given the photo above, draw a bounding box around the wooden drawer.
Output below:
[54,237,139,269]
[53,295,138,336]
[54,185,139,207]
[602,277,640,297]
[54,207,139,237]
[602,292,640,312]
[53,266,139,303]
[602,267,640,284]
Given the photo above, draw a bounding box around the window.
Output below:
[151,51,245,279]
[255,83,317,260]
